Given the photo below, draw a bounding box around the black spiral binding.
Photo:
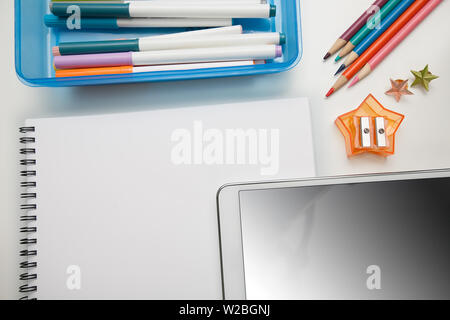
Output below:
[19,127,37,300]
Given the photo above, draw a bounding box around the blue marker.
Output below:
[335,0,415,75]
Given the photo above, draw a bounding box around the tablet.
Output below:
[217,169,450,299]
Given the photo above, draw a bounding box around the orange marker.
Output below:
[55,60,259,78]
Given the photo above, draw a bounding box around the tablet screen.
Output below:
[238,177,450,299]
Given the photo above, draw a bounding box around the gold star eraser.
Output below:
[335,94,404,157]
[411,64,439,91]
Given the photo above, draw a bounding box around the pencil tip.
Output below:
[348,76,359,88]
[326,88,335,98]
[323,52,331,60]
[335,64,346,76]
[335,55,341,62]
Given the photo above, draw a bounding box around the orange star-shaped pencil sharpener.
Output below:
[335,94,404,157]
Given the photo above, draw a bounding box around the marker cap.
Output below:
[279,33,286,45]
[275,45,282,58]
[44,14,119,29]
[269,5,277,17]
[50,3,130,18]
[59,39,139,56]
[54,52,133,69]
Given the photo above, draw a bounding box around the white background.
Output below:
[1,0,449,299]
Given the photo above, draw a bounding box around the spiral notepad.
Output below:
[19,126,39,298]
[18,98,315,299]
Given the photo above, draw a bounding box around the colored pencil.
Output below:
[44,14,233,29]
[344,0,429,81]
[323,0,389,60]
[326,41,385,97]
[350,0,442,87]
[335,0,403,61]
[49,2,276,18]
[54,45,282,69]
[54,32,284,56]
[55,60,261,77]
[335,0,416,75]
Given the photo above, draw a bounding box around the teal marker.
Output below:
[52,31,285,56]
[49,2,276,19]
[45,15,120,29]
[44,14,233,30]
[335,0,403,61]
[50,3,130,18]
[55,39,138,56]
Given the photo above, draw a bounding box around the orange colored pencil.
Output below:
[326,0,430,97]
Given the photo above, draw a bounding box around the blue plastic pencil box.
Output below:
[14,0,302,87]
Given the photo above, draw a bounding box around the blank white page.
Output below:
[25,98,315,299]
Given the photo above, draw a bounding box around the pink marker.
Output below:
[349,0,443,87]
[54,45,282,69]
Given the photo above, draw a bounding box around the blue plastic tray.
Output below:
[14,0,302,87]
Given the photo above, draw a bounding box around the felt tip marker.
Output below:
[49,2,277,18]
[44,15,233,29]
[54,45,282,69]
[55,60,262,78]
[53,25,244,56]
[54,32,285,56]
[51,0,267,3]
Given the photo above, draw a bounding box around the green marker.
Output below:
[335,0,403,61]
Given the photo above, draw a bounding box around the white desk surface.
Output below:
[1,0,449,299]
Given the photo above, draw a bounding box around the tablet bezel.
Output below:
[216,168,450,300]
